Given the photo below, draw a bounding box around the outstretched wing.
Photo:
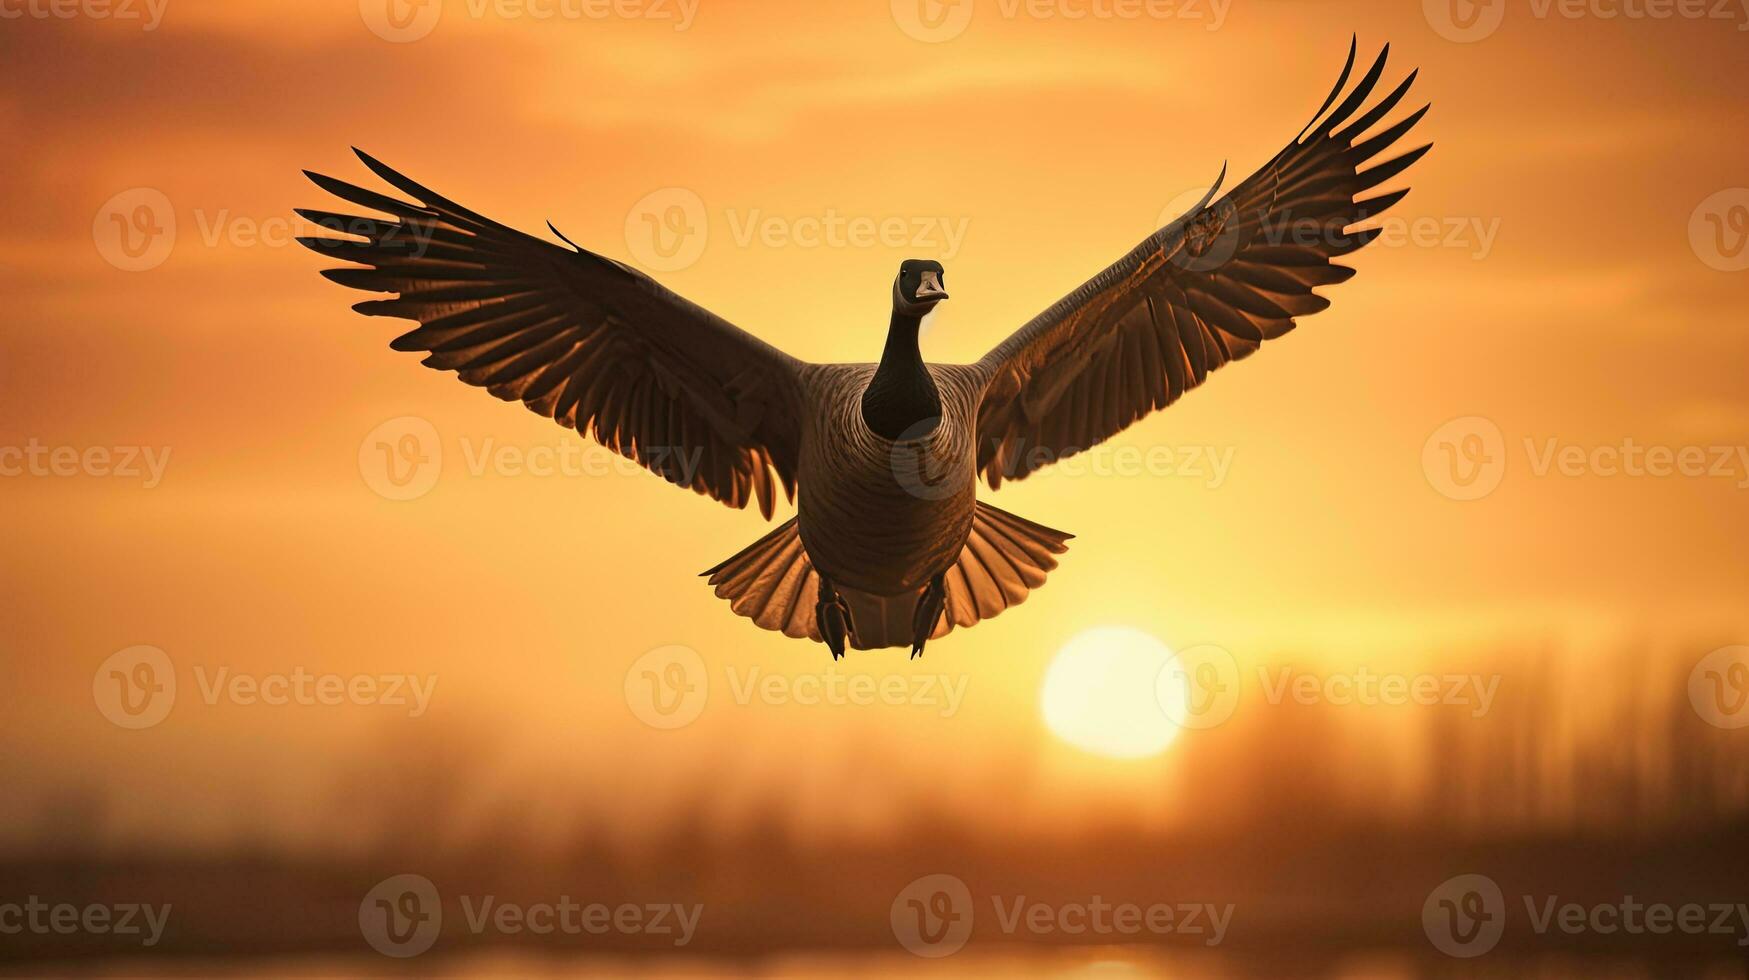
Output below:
[974,40,1429,488]
[300,150,803,517]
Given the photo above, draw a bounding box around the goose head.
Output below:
[892,259,948,318]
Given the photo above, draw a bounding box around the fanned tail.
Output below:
[701,502,1072,651]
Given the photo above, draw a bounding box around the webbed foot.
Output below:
[815,578,855,660]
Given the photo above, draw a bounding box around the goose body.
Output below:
[300,38,1429,657]
[796,360,981,596]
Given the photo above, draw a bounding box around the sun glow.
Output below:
[1040,626,1183,759]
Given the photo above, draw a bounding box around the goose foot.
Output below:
[910,572,947,659]
[815,578,855,660]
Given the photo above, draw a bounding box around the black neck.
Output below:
[861,310,942,440]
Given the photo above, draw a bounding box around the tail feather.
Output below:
[702,502,1072,650]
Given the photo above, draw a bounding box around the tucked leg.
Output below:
[815,577,855,660]
[910,572,947,659]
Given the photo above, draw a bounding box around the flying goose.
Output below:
[300,39,1428,659]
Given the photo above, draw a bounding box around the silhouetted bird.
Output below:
[301,39,1428,658]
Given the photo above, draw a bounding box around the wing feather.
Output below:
[302,151,803,516]
[974,39,1429,487]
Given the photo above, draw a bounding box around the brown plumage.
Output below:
[299,38,1428,658]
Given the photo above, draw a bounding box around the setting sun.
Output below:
[1041,626,1183,759]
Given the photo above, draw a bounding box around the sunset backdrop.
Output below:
[2,0,1747,973]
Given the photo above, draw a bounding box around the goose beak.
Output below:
[916,270,949,302]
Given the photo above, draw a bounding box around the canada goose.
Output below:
[300,39,1427,659]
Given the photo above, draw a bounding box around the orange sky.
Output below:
[2,0,1746,850]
